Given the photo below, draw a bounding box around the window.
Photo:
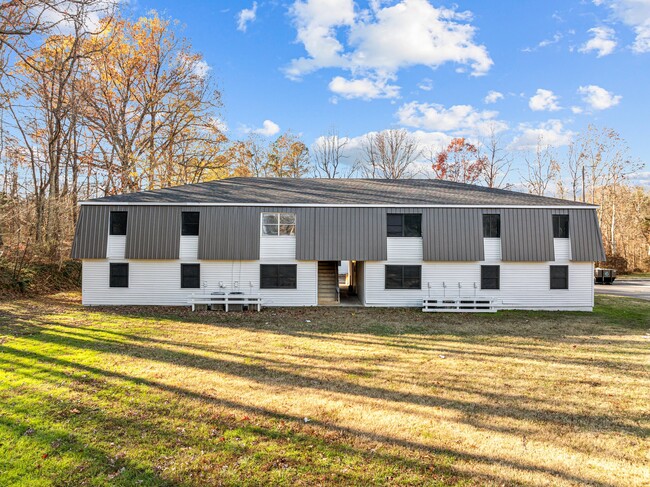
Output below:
[109,263,128,288]
[385,265,421,289]
[262,213,296,236]
[553,215,569,238]
[483,214,500,238]
[481,265,500,290]
[260,264,297,289]
[181,264,200,289]
[387,214,422,237]
[550,265,569,289]
[181,212,200,236]
[109,211,127,235]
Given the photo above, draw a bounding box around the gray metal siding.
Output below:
[296,207,387,261]
[501,209,554,261]
[422,208,484,261]
[569,209,606,261]
[70,205,111,259]
[198,207,261,260]
[72,204,606,263]
[124,206,182,259]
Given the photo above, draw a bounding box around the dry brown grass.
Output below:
[0,293,648,486]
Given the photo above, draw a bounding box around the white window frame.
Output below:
[261,212,296,236]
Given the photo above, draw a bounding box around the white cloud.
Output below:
[339,128,454,175]
[522,33,562,52]
[286,0,492,97]
[40,0,118,34]
[210,117,228,132]
[244,119,281,137]
[484,90,504,104]
[579,26,617,57]
[418,78,433,91]
[629,170,650,189]
[529,89,561,112]
[396,101,507,136]
[509,120,575,150]
[237,2,258,32]
[577,84,622,110]
[328,75,400,100]
[571,106,584,114]
[191,59,211,79]
[594,0,650,53]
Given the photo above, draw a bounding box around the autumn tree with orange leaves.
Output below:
[430,138,487,184]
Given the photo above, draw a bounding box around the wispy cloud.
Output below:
[237,2,258,32]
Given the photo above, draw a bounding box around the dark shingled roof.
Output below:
[84,177,594,207]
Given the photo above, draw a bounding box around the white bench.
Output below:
[189,293,262,312]
[423,297,497,313]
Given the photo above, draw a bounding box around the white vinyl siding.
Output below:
[179,236,199,260]
[362,261,593,310]
[82,259,317,307]
[484,238,501,262]
[386,237,423,262]
[106,235,126,259]
[260,235,296,261]
[554,238,571,262]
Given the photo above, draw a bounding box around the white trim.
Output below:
[80,201,597,210]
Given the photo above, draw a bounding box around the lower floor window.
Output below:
[109,263,129,288]
[385,265,421,289]
[481,265,500,290]
[260,264,297,289]
[550,265,569,289]
[181,264,201,289]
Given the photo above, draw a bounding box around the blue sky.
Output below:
[130,0,649,183]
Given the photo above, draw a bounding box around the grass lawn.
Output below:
[0,294,648,486]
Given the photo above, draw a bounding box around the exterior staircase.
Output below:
[318,261,340,305]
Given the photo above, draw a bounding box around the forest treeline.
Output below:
[0,1,648,292]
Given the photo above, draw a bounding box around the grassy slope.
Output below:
[0,294,648,486]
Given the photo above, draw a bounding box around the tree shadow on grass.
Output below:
[0,354,486,486]
[0,346,620,487]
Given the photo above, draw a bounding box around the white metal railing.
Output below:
[422,297,496,313]
[423,281,498,312]
[188,293,262,312]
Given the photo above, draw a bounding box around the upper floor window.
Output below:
[262,213,296,236]
[181,212,200,236]
[109,211,127,235]
[483,214,500,238]
[387,214,421,237]
[553,215,569,238]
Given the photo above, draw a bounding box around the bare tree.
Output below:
[480,125,512,188]
[361,129,420,179]
[312,128,357,178]
[563,140,584,202]
[522,137,560,196]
